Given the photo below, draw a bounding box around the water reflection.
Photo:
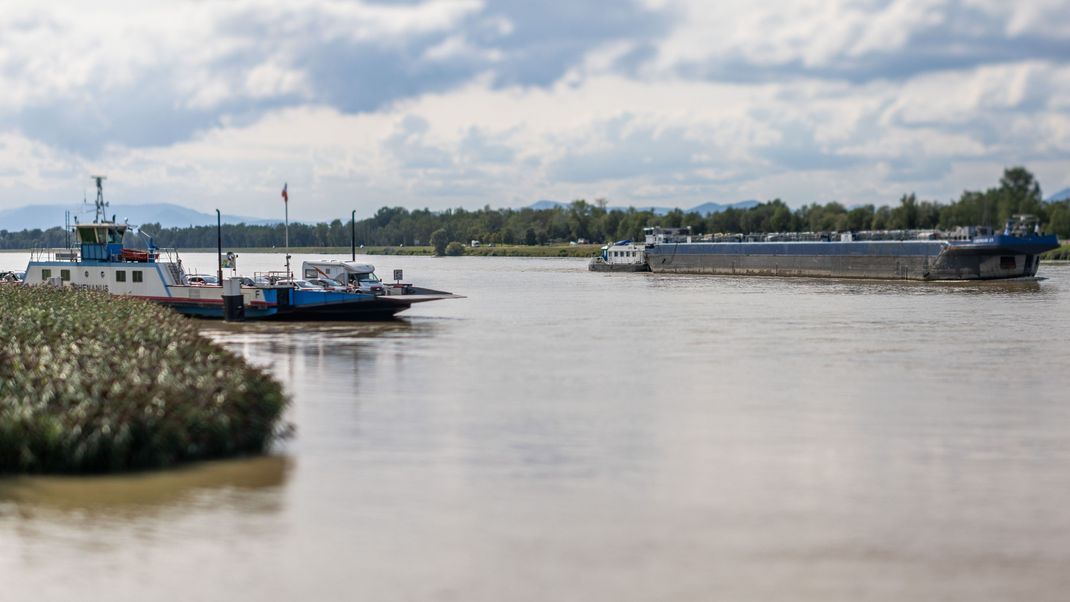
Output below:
[199,318,439,355]
[645,272,1049,297]
[0,456,290,519]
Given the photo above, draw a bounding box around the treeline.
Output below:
[2,167,1068,250]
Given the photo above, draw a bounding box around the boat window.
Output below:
[116,270,126,282]
[42,269,52,280]
[77,226,99,244]
[132,271,143,283]
[1000,256,1016,269]
[61,269,70,281]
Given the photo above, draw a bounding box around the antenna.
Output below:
[90,175,109,223]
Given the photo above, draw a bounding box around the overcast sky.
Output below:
[1,0,1068,220]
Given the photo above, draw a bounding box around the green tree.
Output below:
[430,228,448,256]
[846,205,874,231]
[445,241,465,256]
[770,203,793,232]
[890,194,919,230]
[1000,166,1042,203]
[1047,203,1070,239]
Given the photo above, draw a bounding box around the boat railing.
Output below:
[253,271,293,286]
[157,248,188,284]
[29,246,50,262]
[158,247,182,264]
[29,246,80,262]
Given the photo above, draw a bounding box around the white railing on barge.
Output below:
[29,246,79,262]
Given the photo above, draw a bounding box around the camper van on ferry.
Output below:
[302,260,385,294]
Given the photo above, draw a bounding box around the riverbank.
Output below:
[1041,244,1070,261]
[8,241,1065,262]
[0,286,288,474]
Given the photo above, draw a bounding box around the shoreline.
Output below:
[4,243,1069,262]
[0,244,603,258]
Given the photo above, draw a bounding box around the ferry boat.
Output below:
[592,219,1060,281]
[21,179,461,320]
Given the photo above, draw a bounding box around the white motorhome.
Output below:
[302,260,385,294]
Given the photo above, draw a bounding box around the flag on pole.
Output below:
[281,182,288,203]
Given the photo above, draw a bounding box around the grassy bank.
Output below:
[0,286,288,474]
[183,244,603,258]
[454,244,601,257]
[1041,244,1070,261]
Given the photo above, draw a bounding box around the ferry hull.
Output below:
[159,288,460,321]
[589,261,650,272]
[646,238,1057,281]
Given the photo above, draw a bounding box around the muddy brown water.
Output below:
[2,252,1070,601]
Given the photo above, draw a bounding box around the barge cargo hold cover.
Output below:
[640,218,1060,281]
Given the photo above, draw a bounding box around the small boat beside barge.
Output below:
[591,217,1060,281]
[589,240,650,272]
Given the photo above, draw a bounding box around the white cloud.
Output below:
[422,34,503,63]
[649,0,1070,76]
[244,62,310,100]
[1,0,1069,218]
[884,61,1068,125]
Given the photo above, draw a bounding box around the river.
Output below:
[2,251,1070,601]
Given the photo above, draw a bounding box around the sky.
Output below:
[1,0,1068,221]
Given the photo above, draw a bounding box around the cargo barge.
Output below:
[592,217,1059,281]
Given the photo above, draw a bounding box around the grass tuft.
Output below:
[1041,244,1070,261]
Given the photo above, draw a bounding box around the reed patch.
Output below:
[0,286,288,474]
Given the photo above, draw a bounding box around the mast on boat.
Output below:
[90,175,108,223]
[282,182,291,280]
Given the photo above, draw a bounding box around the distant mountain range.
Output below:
[0,203,278,232]
[527,199,761,215]
[1,198,766,232]
[1047,188,1070,203]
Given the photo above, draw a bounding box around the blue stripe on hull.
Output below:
[169,305,278,319]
